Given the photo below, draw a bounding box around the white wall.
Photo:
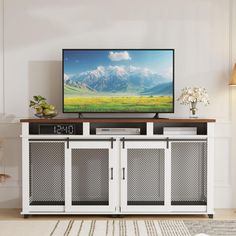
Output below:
[230,0,236,208]
[0,0,3,114]
[0,0,234,208]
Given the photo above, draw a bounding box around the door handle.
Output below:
[111,168,113,180]
[122,168,125,180]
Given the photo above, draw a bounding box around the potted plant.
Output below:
[177,87,210,117]
[29,95,57,118]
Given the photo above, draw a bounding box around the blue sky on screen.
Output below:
[64,49,173,78]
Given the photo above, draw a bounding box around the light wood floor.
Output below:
[0,209,235,220]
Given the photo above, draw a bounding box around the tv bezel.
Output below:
[62,48,175,114]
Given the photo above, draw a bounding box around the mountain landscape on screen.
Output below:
[63,50,174,112]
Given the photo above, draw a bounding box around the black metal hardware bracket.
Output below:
[29,138,116,149]
[68,138,116,149]
[29,137,207,150]
[29,139,66,142]
[120,138,207,149]
[121,137,125,149]
[111,138,115,149]
[168,138,207,142]
[121,138,169,149]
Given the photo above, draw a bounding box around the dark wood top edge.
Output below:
[20,118,216,123]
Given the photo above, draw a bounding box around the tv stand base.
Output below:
[208,214,214,219]
[153,113,159,119]
[153,113,168,119]
[78,113,83,119]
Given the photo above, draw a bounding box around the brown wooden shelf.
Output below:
[20,118,216,123]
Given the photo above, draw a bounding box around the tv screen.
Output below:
[63,49,174,113]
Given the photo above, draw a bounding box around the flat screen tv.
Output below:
[63,49,174,113]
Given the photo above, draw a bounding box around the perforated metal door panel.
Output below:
[127,149,165,205]
[171,141,207,205]
[72,149,109,206]
[29,142,65,205]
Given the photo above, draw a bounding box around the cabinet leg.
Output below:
[111,214,124,218]
[208,214,213,219]
[23,214,29,219]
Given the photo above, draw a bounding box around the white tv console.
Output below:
[20,118,215,218]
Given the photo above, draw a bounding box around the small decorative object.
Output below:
[29,95,57,118]
[229,63,236,86]
[177,87,210,118]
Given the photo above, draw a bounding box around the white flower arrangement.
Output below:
[177,87,210,105]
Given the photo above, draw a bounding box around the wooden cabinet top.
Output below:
[20,118,216,123]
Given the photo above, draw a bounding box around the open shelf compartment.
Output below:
[90,122,147,135]
[154,122,208,135]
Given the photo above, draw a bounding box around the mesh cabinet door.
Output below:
[72,149,109,206]
[171,141,207,206]
[121,141,168,212]
[67,141,115,212]
[29,142,65,206]
[127,149,165,205]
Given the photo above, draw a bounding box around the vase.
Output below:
[189,101,198,118]
[34,110,58,119]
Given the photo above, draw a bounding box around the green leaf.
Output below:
[39,101,49,108]
[33,96,39,101]
[38,95,46,101]
[29,100,36,107]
